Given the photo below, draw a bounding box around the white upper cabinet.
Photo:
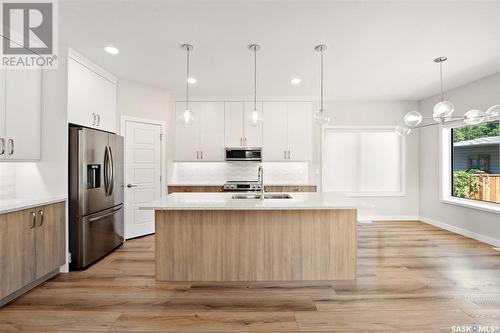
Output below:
[175,101,225,161]
[0,69,42,161]
[262,102,288,161]
[243,101,263,147]
[224,101,244,147]
[200,102,225,161]
[287,102,312,161]
[262,101,312,161]
[67,51,117,133]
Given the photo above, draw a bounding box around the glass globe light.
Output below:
[314,109,330,125]
[180,109,194,125]
[463,109,485,125]
[485,104,500,121]
[433,100,454,123]
[395,125,411,136]
[403,111,423,127]
[248,108,262,127]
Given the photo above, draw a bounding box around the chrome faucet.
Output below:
[258,166,264,199]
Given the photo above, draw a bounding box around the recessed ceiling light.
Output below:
[187,77,197,84]
[104,46,119,55]
[290,77,301,85]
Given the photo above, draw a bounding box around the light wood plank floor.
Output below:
[1,221,500,332]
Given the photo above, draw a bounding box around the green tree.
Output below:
[453,121,499,143]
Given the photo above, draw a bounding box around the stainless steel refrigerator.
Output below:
[69,126,124,270]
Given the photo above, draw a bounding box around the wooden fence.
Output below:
[475,174,500,203]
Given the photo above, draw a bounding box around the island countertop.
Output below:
[141,192,368,211]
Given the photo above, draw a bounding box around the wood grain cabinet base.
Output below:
[0,202,65,306]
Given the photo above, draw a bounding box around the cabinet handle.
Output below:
[284,150,287,159]
[92,113,96,125]
[240,137,243,146]
[30,212,36,229]
[37,210,44,227]
[201,151,203,159]
[288,150,291,159]
[0,138,4,155]
[196,151,199,159]
[97,114,101,126]
[244,137,247,146]
[8,139,14,155]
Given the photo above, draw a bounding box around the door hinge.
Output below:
[68,252,72,263]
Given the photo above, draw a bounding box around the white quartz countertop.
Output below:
[141,192,369,211]
[0,196,67,214]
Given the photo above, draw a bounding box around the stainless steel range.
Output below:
[223,180,262,192]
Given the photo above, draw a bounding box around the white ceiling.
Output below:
[60,1,500,100]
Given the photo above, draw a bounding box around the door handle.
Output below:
[104,147,109,195]
[0,138,4,155]
[37,210,44,227]
[127,184,138,188]
[108,146,114,195]
[8,139,14,155]
[30,211,36,229]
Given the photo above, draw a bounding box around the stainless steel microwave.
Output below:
[225,147,262,162]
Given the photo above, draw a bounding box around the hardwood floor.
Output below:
[1,220,500,332]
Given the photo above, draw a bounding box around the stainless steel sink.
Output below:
[232,193,293,200]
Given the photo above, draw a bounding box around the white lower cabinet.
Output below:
[262,101,312,161]
[67,55,117,133]
[0,69,42,161]
[175,102,225,161]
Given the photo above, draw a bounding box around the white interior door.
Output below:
[124,120,162,239]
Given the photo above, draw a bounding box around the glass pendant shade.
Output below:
[463,109,485,125]
[403,111,423,127]
[395,125,411,136]
[432,100,454,123]
[248,108,262,127]
[180,108,194,125]
[314,109,330,125]
[485,104,500,121]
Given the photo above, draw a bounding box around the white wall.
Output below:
[317,101,420,220]
[0,48,69,200]
[116,80,176,188]
[419,73,500,244]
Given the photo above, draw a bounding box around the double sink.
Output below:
[232,193,293,200]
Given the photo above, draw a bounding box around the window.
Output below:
[451,120,500,204]
[323,127,404,195]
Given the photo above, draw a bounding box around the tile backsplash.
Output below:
[170,162,310,185]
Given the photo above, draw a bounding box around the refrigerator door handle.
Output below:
[108,146,114,196]
[103,146,109,196]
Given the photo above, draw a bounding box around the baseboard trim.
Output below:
[358,215,420,221]
[419,216,500,248]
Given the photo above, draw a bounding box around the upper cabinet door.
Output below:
[262,102,288,161]
[243,101,263,147]
[200,102,225,161]
[68,57,117,133]
[224,101,244,147]
[5,69,42,160]
[0,70,5,160]
[287,102,312,161]
[175,102,200,161]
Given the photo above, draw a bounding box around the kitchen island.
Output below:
[141,192,358,282]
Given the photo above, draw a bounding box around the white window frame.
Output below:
[440,125,500,214]
[322,126,406,197]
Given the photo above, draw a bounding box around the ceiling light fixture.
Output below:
[290,77,301,85]
[104,46,119,55]
[248,44,262,127]
[187,77,197,84]
[180,43,194,125]
[313,44,330,125]
[432,57,454,123]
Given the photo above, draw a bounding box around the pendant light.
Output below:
[314,44,330,125]
[432,56,454,123]
[180,43,194,125]
[248,44,262,127]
